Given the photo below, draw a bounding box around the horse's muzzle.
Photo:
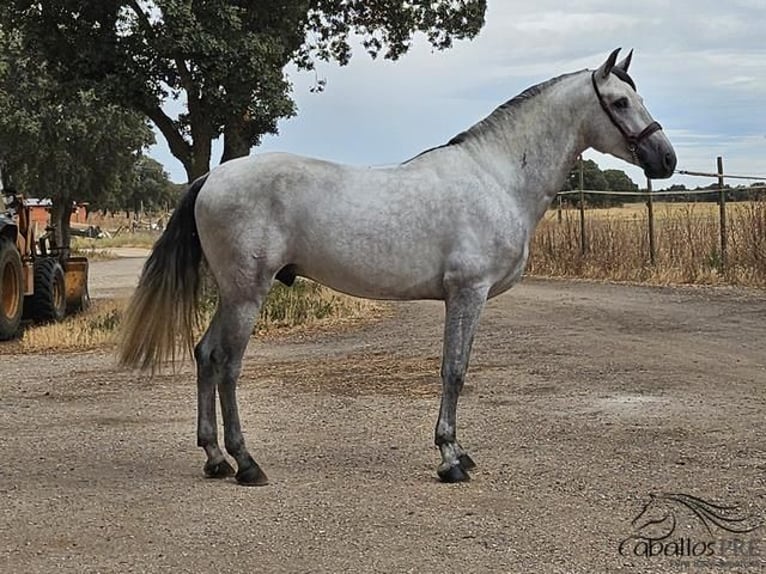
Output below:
[637,131,676,179]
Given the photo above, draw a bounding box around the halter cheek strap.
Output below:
[591,72,662,157]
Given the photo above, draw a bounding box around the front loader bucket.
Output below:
[64,256,90,313]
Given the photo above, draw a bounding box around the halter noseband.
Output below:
[591,72,662,160]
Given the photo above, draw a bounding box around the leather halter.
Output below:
[591,72,662,160]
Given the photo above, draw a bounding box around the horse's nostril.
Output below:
[663,152,676,172]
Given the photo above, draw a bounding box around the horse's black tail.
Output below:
[118,175,208,370]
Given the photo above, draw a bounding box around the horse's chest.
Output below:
[487,231,531,298]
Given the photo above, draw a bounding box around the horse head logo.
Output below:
[620,492,762,556]
[631,493,762,540]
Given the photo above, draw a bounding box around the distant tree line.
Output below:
[561,159,765,208]
[561,159,638,207]
[654,182,766,203]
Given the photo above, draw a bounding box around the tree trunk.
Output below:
[221,117,251,164]
[50,194,71,259]
[144,104,212,182]
[188,138,212,182]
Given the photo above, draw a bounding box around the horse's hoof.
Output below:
[438,463,471,483]
[458,453,476,471]
[204,459,236,479]
[235,463,269,486]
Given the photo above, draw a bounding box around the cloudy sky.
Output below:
[149,1,766,189]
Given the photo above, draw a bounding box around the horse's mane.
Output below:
[403,67,637,164]
[402,71,581,164]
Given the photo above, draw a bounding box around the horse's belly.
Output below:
[296,254,445,301]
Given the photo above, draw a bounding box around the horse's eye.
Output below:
[613,97,630,110]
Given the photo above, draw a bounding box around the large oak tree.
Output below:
[0,28,153,247]
[5,1,487,181]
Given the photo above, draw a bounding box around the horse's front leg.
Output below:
[435,285,488,483]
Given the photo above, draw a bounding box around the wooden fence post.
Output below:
[717,156,727,274]
[579,155,586,255]
[646,178,656,266]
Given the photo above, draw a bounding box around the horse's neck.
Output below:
[462,72,591,222]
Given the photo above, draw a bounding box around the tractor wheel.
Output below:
[25,257,66,323]
[0,238,24,340]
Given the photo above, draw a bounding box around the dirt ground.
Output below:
[1,253,765,573]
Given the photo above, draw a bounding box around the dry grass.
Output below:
[530,200,766,287]
[20,299,125,352]
[71,230,159,251]
[68,211,165,251]
[18,281,382,353]
[255,280,381,332]
[543,200,763,222]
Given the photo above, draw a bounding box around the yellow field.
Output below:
[543,201,758,222]
[531,200,766,288]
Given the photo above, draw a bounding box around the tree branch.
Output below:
[143,104,192,173]
[125,0,154,37]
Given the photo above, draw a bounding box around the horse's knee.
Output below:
[441,364,466,391]
[194,336,216,365]
[195,339,230,374]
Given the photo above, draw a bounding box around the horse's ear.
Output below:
[617,49,634,74]
[596,47,622,80]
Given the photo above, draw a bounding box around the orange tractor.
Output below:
[0,191,89,340]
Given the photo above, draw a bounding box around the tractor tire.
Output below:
[0,238,24,340]
[25,257,66,323]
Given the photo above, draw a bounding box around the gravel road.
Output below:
[1,254,764,573]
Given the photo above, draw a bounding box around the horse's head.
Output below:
[588,48,676,179]
[630,492,762,539]
[631,493,677,540]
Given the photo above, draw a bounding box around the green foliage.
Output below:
[259,281,337,326]
[603,169,638,192]
[4,1,486,180]
[86,306,123,334]
[564,159,603,192]
[563,159,634,208]
[101,156,179,214]
[199,276,366,332]
[298,1,487,66]
[0,26,154,242]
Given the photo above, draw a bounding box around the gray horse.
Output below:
[119,49,676,485]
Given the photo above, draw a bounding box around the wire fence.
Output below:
[553,156,766,272]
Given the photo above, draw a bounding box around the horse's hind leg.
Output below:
[195,326,235,479]
[194,289,267,486]
[435,285,488,483]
